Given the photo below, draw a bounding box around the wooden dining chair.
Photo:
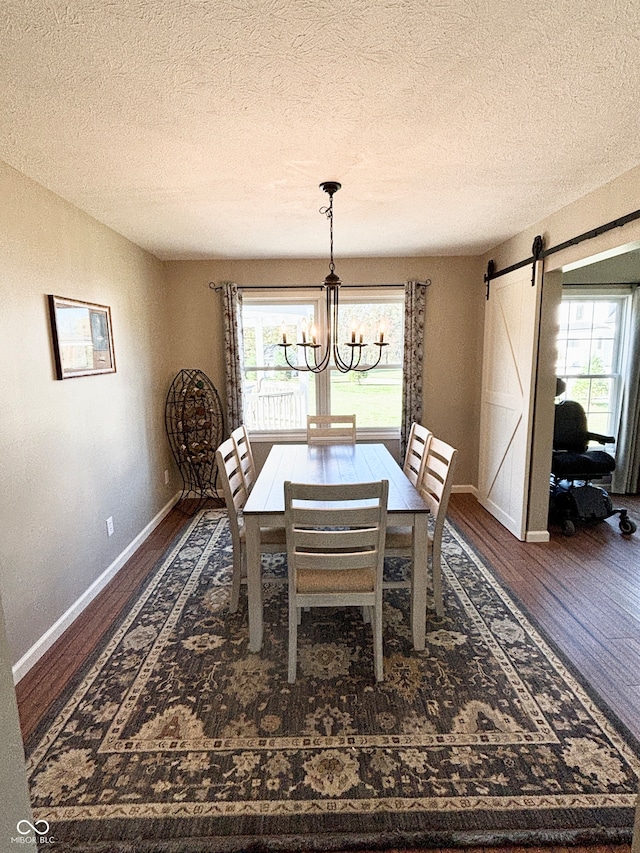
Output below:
[231,424,255,496]
[403,422,433,488]
[215,437,286,612]
[385,436,457,618]
[306,414,357,444]
[284,479,389,683]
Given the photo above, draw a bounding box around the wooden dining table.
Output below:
[243,442,432,653]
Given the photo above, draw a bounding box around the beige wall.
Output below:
[163,255,486,487]
[0,162,176,668]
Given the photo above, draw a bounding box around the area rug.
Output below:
[26,508,640,852]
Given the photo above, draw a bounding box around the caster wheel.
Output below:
[619,517,637,535]
[562,519,576,537]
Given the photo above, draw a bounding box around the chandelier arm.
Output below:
[347,340,389,372]
[307,286,333,372]
[281,344,303,372]
[370,346,383,369]
[345,346,369,373]
[330,284,345,369]
[309,340,332,372]
[280,343,322,374]
[304,347,318,372]
[360,346,381,372]
[329,283,355,373]
[302,346,313,372]
[332,341,351,373]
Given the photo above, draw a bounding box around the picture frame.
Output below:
[48,295,116,379]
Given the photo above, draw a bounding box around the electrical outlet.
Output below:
[164,469,170,485]
[106,516,114,537]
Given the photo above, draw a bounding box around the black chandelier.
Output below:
[278,182,388,373]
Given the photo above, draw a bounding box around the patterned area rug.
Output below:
[26,509,640,852]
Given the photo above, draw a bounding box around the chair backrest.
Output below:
[215,438,247,546]
[553,400,590,453]
[306,414,356,445]
[420,437,457,534]
[231,424,255,494]
[284,480,388,587]
[403,422,433,487]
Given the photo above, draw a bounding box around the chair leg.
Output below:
[373,604,384,682]
[431,540,444,618]
[229,546,242,613]
[288,599,298,683]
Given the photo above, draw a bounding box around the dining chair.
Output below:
[306,414,356,445]
[231,424,255,496]
[403,422,433,488]
[385,436,457,618]
[215,437,286,612]
[284,479,389,683]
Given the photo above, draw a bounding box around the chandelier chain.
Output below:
[319,199,335,275]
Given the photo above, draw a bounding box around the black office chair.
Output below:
[549,388,636,536]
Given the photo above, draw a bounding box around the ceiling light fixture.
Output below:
[279,182,388,373]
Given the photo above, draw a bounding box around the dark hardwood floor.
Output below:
[15,492,640,853]
[449,491,640,744]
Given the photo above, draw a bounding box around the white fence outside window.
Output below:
[244,384,306,431]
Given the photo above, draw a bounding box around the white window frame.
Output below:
[557,285,633,444]
[241,287,404,442]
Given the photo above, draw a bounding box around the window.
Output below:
[556,288,631,441]
[241,289,404,433]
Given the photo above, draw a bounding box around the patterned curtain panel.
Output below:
[222,281,244,434]
[612,284,640,494]
[400,280,428,458]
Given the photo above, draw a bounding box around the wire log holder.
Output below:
[165,369,224,514]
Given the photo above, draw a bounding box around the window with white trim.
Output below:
[556,287,632,442]
[241,289,404,433]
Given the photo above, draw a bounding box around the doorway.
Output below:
[558,248,640,491]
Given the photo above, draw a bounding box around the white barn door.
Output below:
[478,263,543,540]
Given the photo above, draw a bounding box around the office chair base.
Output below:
[549,480,637,537]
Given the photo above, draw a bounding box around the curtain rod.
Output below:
[209,280,431,292]
[485,207,640,286]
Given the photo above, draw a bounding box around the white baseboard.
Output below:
[451,484,478,496]
[525,530,551,543]
[12,493,181,684]
[449,488,549,541]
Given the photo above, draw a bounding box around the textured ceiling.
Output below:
[1,0,640,260]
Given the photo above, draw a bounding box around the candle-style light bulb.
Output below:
[378,323,385,344]
[301,317,307,343]
[281,321,287,345]
[311,324,317,345]
[351,322,357,344]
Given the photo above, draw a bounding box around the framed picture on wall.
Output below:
[48,295,116,379]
